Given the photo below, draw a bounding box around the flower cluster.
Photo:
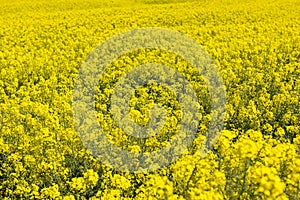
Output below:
[0,0,299,199]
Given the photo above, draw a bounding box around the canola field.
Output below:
[0,0,300,199]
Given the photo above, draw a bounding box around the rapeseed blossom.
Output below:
[0,0,299,199]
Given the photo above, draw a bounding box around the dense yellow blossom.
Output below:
[0,0,300,199]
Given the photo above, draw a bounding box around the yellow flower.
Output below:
[69,177,86,193]
[84,169,99,186]
[40,184,61,199]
